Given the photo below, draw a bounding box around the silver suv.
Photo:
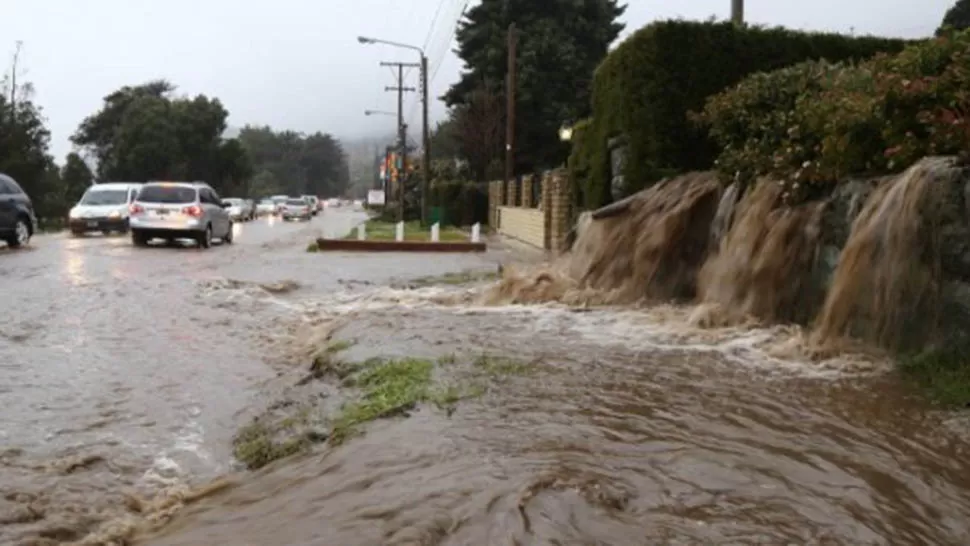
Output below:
[129,181,233,248]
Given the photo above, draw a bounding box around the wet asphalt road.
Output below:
[0,209,501,486]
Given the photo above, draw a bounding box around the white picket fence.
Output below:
[353,221,481,243]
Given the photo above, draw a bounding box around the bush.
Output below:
[427,179,488,227]
[699,29,970,202]
[577,19,908,207]
[567,118,601,210]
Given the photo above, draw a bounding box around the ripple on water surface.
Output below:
[134,286,970,546]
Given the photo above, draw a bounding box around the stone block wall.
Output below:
[521,175,534,208]
[488,180,505,228]
[547,169,571,252]
[487,169,572,252]
[497,207,545,248]
[506,178,519,207]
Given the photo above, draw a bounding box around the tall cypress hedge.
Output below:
[575,20,909,208]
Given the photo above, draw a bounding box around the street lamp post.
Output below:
[358,35,431,226]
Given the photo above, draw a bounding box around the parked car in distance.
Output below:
[256,198,277,216]
[222,197,255,221]
[281,197,313,221]
[271,195,288,215]
[301,195,320,215]
[0,173,37,248]
[129,181,233,249]
[68,182,142,236]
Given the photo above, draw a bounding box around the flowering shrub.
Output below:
[576,19,906,208]
[698,29,970,202]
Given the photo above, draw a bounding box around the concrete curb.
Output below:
[315,238,487,253]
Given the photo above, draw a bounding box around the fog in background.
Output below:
[3,0,951,161]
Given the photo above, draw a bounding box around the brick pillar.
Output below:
[488,181,503,228]
[521,175,534,208]
[506,178,517,207]
[549,169,572,253]
[541,172,552,250]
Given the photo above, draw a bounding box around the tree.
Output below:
[0,75,61,219]
[237,125,350,197]
[940,0,970,33]
[429,118,462,162]
[452,86,505,181]
[71,80,251,195]
[60,152,94,206]
[444,0,625,174]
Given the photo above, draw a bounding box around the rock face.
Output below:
[553,156,970,353]
[813,157,970,351]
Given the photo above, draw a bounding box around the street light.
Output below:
[559,124,574,142]
[357,35,431,225]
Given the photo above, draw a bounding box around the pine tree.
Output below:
[939,0,970,34]
[444,0,626,174]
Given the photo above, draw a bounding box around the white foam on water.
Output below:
[202,280,889,381]
[308,287,888,379]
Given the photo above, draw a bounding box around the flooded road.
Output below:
[134,293,970,546]
[4,210,970,545]
[0,210,505,544]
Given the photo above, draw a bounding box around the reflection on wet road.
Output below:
[0,210,503,544]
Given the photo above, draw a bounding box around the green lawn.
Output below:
[344,220,468,242]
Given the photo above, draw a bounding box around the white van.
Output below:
[68,182,143,235]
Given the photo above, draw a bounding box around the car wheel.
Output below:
[6,217,31,248]
[131,229,149,247]
[198,225,212,249]
[224,222,234,244]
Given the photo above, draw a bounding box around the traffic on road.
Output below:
[0,172,353,252]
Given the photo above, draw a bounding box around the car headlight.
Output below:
[109,210,122,218]
[69,208,80,218]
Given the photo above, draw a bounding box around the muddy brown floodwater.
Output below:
[0,210,508,545]
[4,210,970,545]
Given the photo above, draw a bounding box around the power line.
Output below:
[423,0,450,51]
[429,0,471,86]
[406,0,471,125]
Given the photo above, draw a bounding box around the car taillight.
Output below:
[130,204,144,215]
[183,205,203,217]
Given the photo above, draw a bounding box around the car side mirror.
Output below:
[220,202,231,208]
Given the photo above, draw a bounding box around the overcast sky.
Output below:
[3,0,954,162]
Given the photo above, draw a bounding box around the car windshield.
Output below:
[286,199,306,206]
[79,189,129,205]
[138,185,197,204]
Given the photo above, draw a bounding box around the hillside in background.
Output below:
[343,134,394,198]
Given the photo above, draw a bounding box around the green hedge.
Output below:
[427,179,489,227]
[698,29,970,202]
[574,20,908,208]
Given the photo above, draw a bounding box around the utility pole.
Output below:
[381,61,418,223]
[420,54,430,226]
[504,23,517,195]
[731,0,743,25]
[9,41,23,123]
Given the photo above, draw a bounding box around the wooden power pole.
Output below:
[731,0,744,25]
[382,61,418,222]
[504,23,517,195]
[9,41,23,123]
[420,54,430,226]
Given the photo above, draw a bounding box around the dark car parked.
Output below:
[0,173,37,248]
